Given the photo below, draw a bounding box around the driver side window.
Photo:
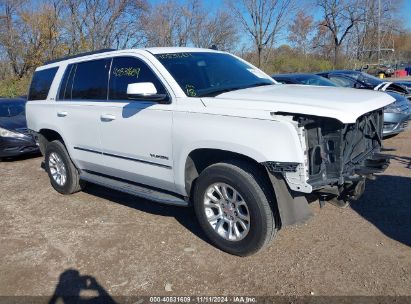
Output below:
[109,57,167,100]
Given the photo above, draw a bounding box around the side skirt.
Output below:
[80,171,189,207]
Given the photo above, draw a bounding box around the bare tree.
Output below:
[229,0,294,67]
[317,0,365,67]
[288,10,314,55]
[142,0,201,47]
[191,10,238,50]
[61,0,147,53]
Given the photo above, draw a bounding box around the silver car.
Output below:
[383,92,410,137]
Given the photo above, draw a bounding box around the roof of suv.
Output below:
[145,47,219,54]
[43,47,219,66]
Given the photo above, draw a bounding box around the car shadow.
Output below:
[83,174,411,248]
[389,155,411,169]
[49,269,116,304]
[121,102,153,118]
[351,175,411,247]
[83,184,211,246]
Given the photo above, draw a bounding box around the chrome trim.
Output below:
[73,146,172,169]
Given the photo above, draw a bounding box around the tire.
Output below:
[45,140,84,194]
[193,160,277,256]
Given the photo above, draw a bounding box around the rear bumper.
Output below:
[383,112,409,137]
[0,136,39,158]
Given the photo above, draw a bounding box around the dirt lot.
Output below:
[0,129,410,298]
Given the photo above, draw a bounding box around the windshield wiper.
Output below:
[200,82,272,97]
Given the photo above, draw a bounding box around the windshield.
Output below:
[155,52,274,97]
[294,75,337,87]
[0,101,26,118]
[347,72,382,87]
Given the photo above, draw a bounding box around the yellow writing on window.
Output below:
[113,67,140,78]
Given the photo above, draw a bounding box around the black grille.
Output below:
[305,109,384,188]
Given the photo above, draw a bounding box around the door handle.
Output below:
[57,111,68,117]
[100,114,116,122]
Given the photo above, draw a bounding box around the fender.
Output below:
[172,111,305,196]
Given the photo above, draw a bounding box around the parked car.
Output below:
[274,72,410,137]
[360,64,394,77]
[317,70,410,98]
[26,48,393,256]
[383,92,410,137]
[271,73,337,86]
[0,98,39,160]
[394,81,411,91]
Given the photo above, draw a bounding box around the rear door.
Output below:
[98,56,175,192]
[55,58,110,172]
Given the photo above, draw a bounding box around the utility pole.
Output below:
[377,0,381,64]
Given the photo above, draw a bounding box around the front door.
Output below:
[99,56,175,192]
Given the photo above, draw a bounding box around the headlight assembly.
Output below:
[0,127,26,138]
[384,104,403,114]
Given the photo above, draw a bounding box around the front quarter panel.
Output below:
[172,109,305,195]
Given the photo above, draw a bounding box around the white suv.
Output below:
[26,48,393,256]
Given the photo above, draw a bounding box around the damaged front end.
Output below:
[298,109,389,202]
[264,109,390,226]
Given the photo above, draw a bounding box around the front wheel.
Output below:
[193,160,277,256]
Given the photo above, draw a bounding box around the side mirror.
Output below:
[126,82,168,102]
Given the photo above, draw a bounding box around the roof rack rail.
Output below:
[44,48,116,65]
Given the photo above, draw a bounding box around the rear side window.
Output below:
[70,59,110,100]
[109,57,167,100]
[28,67,58,100]
[58,64,76,100]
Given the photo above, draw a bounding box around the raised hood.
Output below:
[201,84,395,123]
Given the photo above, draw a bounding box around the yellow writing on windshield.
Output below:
[157,53,192,60]
[185,84,197,97]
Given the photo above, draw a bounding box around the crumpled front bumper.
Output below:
[0,136,39,158]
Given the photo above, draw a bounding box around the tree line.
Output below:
[0,0,410,97]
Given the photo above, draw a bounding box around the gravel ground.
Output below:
[0,129,410,298]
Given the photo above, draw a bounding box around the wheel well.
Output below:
[37,129,64,154]
[184,148,269,198]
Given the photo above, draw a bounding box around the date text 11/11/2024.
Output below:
[149,296,257,303]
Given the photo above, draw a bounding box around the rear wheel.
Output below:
[193,160,277,256]
[45,140,84,194]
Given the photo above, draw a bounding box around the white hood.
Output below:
[201,84,395,123]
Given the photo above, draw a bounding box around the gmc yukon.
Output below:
[26,48,393,256]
